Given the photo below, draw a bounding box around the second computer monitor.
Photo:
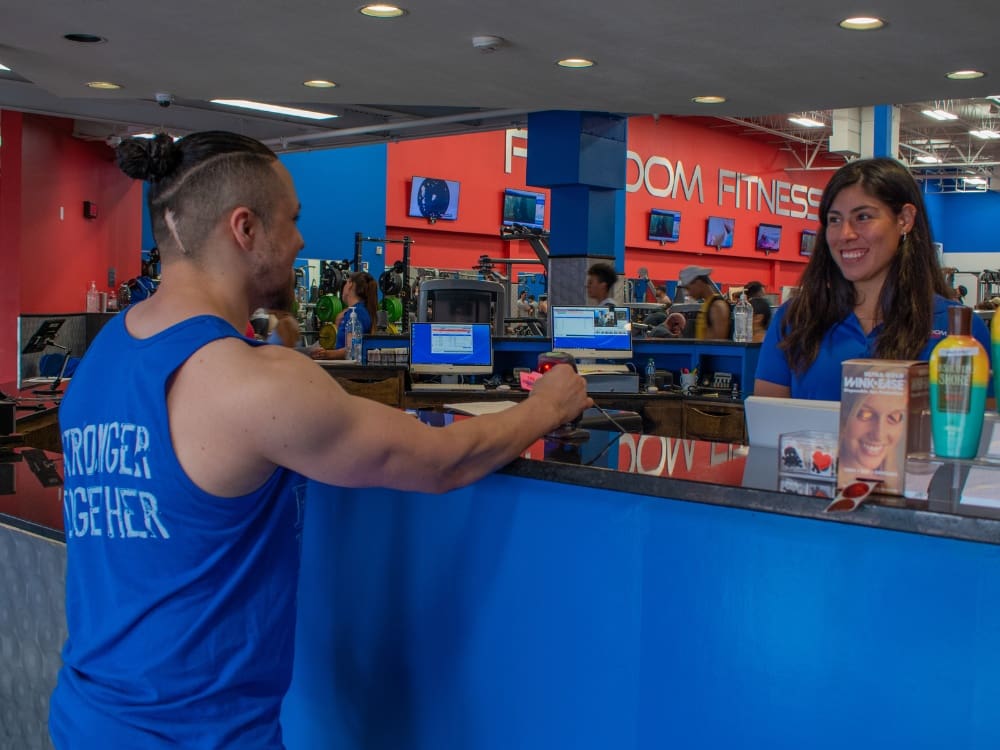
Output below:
[550,306,632,361]
[418,278,506,336]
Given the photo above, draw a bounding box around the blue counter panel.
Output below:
[282,474,1000,749]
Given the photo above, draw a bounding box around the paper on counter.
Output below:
[444,401,520,416]
[960,467,1000,509]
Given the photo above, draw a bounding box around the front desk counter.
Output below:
[5,410,1000,749]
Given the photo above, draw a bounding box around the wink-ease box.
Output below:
[837,359,930,496]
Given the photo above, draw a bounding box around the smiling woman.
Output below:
[754,157,992,401]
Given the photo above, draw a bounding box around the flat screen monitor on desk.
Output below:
[409,323,493,376]
[550,306,632,361]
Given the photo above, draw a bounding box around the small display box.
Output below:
[837,359,930,496]
[778,430,838,478]
[777,430,838,499]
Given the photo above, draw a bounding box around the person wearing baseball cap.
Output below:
[678,265,730,340]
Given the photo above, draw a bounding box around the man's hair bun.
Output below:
[116,133,182,182]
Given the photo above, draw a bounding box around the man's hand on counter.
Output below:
[528,364,593,428]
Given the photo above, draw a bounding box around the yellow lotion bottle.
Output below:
[930,305,989,459]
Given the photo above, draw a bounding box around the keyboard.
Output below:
[576,363,631,375]
[410,383,487,392]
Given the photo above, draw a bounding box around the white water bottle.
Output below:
[347,309,363,362]
[85,280,99,312]
[733,293,751,343]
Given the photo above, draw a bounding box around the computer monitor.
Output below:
[800,230,817,256]
[550,306,633,361]
[502,188,546,231]
[648,208,681,243]
[755,223,782,253]
[409,322,493,376]
[418,278,506,336]
[408,176,460,221]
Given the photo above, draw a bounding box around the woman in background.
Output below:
[310,271,377,360]
[755,157,990,401]
[749,297,772,343]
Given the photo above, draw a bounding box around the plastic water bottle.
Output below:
[347,309,363,362]
[645,357,656,390]
[733,293,752,343]
[85,281,99,312]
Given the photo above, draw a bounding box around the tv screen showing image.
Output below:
[705,216,734,248]
[756,223,782,252]
[408,176,460,221]
[800,230,817,256]
[648,208,681,243]
[502,188,546,230]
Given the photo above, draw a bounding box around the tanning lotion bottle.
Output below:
[930,305,989,459]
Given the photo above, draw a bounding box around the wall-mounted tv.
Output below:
[705,216,734,249]
[755,223,782,253]
[408,176,460,222]
[502,188,546,230]
[800,230,817,256]
[648,208,681,243]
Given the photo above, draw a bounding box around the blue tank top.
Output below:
[50,312,307,749]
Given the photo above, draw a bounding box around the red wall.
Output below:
[386,131,544,273]
[624,116,838,293]
[0,113,143,382]
[0,111,24,384]
[385,117,840,293]
[19,115,143,312]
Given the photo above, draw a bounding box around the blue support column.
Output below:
[872,104,895,158]
[526,111,627,306]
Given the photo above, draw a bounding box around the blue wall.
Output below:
[141,145,389,272]
[924,190,1000,253]
[280,145,387,272]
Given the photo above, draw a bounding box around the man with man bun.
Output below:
[49,131,591,748]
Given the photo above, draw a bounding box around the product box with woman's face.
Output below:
[837,359,930,495]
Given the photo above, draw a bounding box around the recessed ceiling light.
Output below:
[947,70,985,80]
[692,95,726,104]
[303,79,338,88]
[86,81,122,90]
[971,129,1000,140]
[839,17,886,30]
[921,108,958,121]
[359,4,406,18]
[210,99,339,120]
[557,58,595,68]
[788,116,825,128]
[915,155,943,164]
[63,33,107,44]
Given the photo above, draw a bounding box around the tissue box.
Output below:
[837,359,929,496]
[778,430,838,478]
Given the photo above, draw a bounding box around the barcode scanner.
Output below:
[537,352,590,445]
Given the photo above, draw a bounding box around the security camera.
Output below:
[154,92,173,108]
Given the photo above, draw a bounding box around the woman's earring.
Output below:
[900,232,908,244]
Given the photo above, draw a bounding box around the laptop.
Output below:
[744,395,840,450]
[742,395,840,490]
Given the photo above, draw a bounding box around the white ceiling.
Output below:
[2,0,999,174]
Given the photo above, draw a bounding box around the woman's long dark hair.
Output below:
[780,158,950,373]
[348,271,378,334]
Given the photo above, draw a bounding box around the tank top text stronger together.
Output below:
[60,421,170,540]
